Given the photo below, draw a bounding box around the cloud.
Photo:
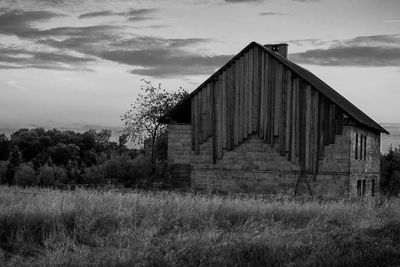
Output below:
[100,48,232,77]
[0,46,96,70]
[224,0,260,2]
[78,8,157,21]
[78,11,115,19]
[224,0,317,2]
[0,9,65,37]
[0,8,229,77]
[290,34,400,67]
[259,12,287,16]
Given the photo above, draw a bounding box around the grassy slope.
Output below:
[0,186,400,266]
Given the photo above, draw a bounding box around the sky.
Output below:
[0,0,399,130]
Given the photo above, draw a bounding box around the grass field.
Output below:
[0,186,400,266]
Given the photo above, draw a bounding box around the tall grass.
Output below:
[0,186,399,266]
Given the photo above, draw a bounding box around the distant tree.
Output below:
[121,79,187,171]
[5,146,22,184]
[14,163,36,186]
[0,161,9,184]
[381,146,400,195]
[37,164,67,187]
[66,159,80,183]
[48,143,80,166]
[103,154,152,187]
[0,134,10,160]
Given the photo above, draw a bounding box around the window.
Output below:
[362,179,366,196]
[355,133,368,161]
[355,133,358,159]
[372,179,375,196]
[364,135,367,160]
[357,179,367,197]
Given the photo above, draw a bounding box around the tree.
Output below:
[37,164,67,187]
[381,146,400,195]
[5,146,22,184]
[14,163,36,186]
[121,79,187,171]
[0,134,10,160]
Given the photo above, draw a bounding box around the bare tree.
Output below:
[121,79,187,171]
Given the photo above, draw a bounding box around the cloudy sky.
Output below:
[0,0,399,130]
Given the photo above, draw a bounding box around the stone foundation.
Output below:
[167,123,380,198]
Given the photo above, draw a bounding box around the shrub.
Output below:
[381,146,400,195]
[0,160,9,184]
[103,154,152,186]
[81,165,105,184]
[13,163,36,186]
[37,164,67,186]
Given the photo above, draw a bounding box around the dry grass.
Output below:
[1,186,400,266]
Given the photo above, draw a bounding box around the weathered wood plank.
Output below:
[269,58,276,145]
[229,64,235,149]
[248,47,253,134]
[305,85,312,170]
[263,53,269,142]
[274,63,282,138]
[234,60,240,146]
[291,76,297,163]
[195,94,200,154]
[279,67,287,155]
[243,52,249,139]
[285,70,292,154]
[212,82,217,163]
[218,77,224,158]
[222,71,227,149]
[252,46,259,132]
[259,51,265,138]
[238,56,244,143]
[191,97,195,151]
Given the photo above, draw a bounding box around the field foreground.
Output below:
[0,186,400,266]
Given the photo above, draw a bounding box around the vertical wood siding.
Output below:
[190,46,344,174]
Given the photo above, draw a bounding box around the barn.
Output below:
[160,42,389,198]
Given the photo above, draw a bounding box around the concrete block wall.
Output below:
[348,126,380,197]
[318,126,351,173]
[167,124,192,165]
[168,124,350,198]
[167,123,380,198]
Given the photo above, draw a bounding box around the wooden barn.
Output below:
[160,42,389,198]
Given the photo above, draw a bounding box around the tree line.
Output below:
[0,80,188,188]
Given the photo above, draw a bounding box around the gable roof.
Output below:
[160,42,389,134]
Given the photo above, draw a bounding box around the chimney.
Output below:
[264,43,288,58]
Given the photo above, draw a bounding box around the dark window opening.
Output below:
[364,135,367,160]
[355,133,358,159]
[362,179,366,196]
[357,180,361,196]
[371,179,375,196]
[360,134,363,160]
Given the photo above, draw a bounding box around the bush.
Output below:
[0,160,9,184]
[13,163,36,186]
[103,154,152,186]
[37,164,67,187]
[81,165,105,184]
[381,146,400,195]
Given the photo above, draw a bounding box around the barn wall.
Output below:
[349,126,380,197]
[190,44,345,176]
[168,124,352,197]
[168,124,192,165]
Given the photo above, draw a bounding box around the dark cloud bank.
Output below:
[290,34,400,67]
[0,8,232,77]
